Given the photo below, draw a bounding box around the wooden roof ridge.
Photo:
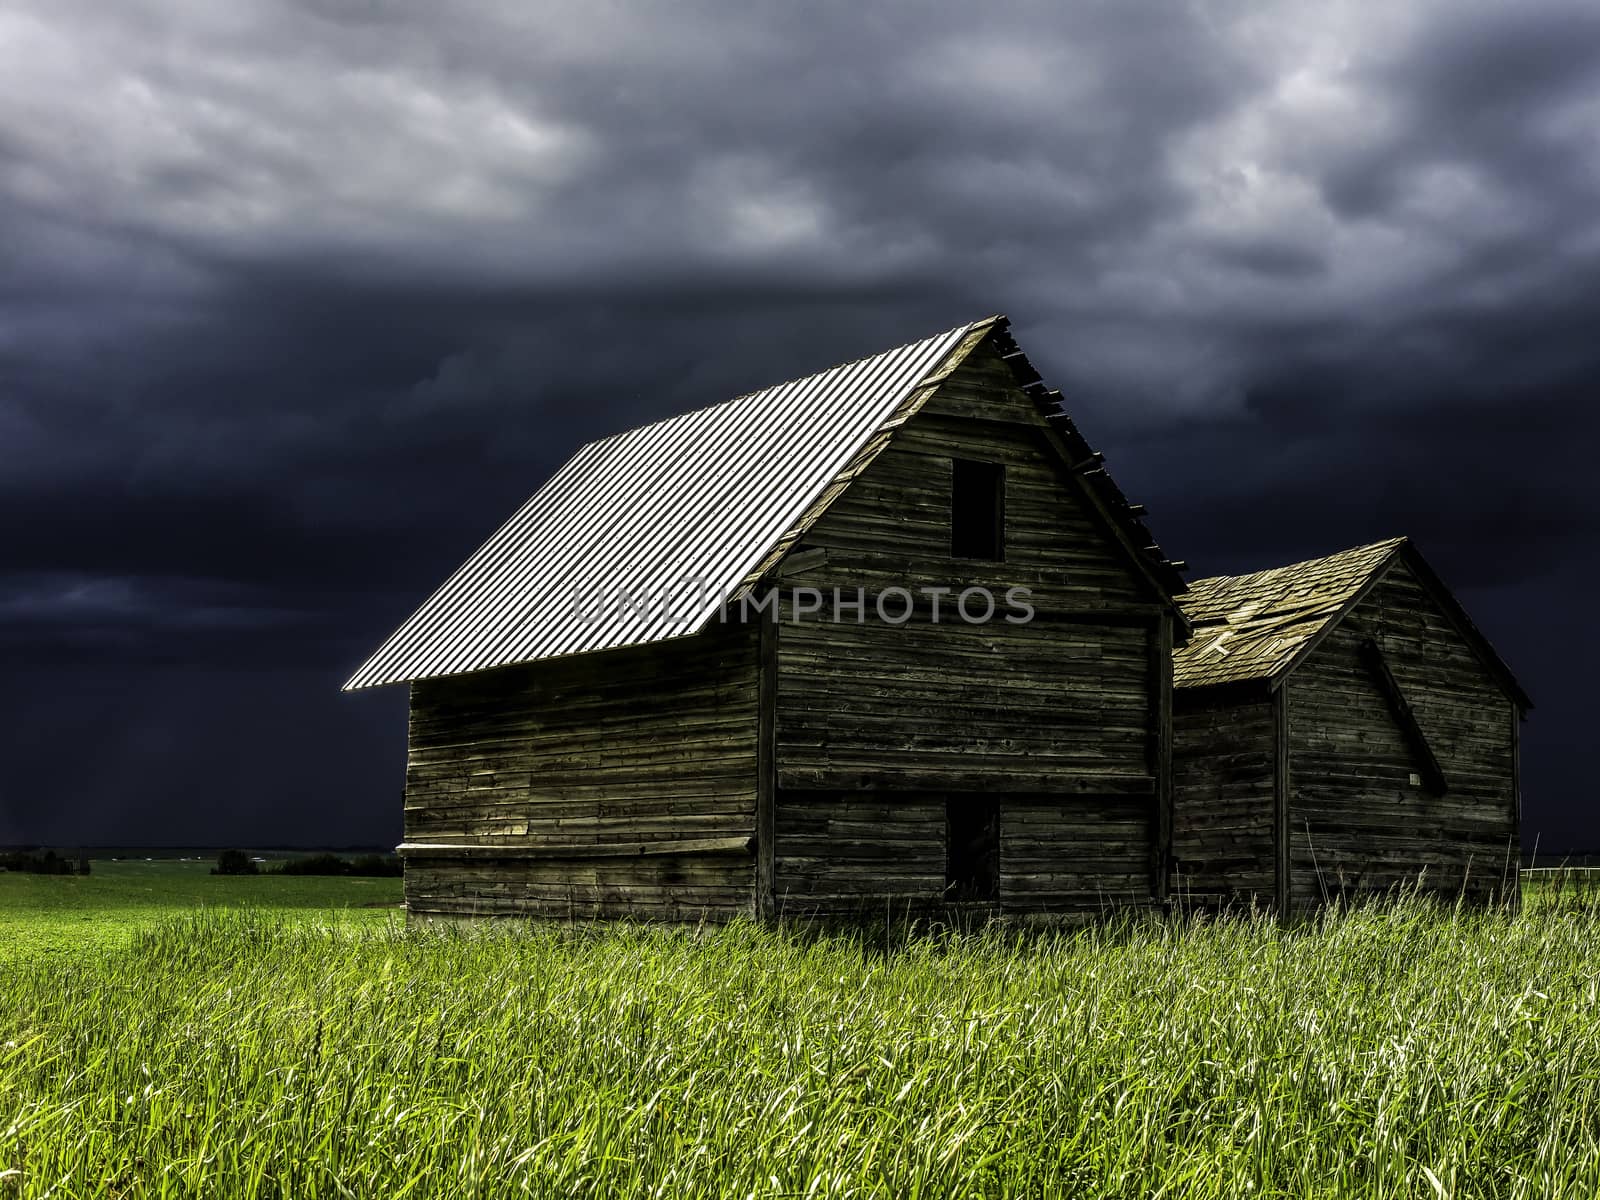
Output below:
[1173,536,1532,711]
[1172,538,1402,690]
[1184,537,1408,602]
[982,319,1189,600]
[1257,538,1416,687]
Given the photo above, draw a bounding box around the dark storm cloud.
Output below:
[1320,4,1600,222]
[2,0,1596,846]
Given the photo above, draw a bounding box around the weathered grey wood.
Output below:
[756,598,777,921]
[402,619,760,921]
[775,547,829,578]
[1154,615,1173,902]
[1285,559,1518,909]
[1359,638,1448,794]
[1274,683,1290,916]
[397,836,754,859]
[1510,698,1522,914]
[770,340,1173,919]
[1174,545,1525,915]
[777,768,1155,795]
[1171,690,1276,908]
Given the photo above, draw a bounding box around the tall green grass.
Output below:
[3,900,1598,1197]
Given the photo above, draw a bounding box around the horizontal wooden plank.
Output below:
[399,836,755,860]
[777,768,1155,794]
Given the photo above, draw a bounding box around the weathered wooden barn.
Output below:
[1170,537,1530,913]
[345,315,1189,922]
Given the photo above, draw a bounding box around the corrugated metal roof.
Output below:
[344,320,988,689]
[1172,538,1407,690]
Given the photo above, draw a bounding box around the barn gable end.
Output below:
[1286,556,1521,907]
[769,338,1181,918]
[1170,539,1527,915]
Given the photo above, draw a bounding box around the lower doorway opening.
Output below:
[945,796,999,902]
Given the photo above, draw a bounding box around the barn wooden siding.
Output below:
[1170,689,1277,908]
[768,342,1175,919]
[1285,559,1518,908]
[401,618,760,921]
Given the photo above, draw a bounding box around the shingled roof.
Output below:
[1174,537,1531,708]
[345,315,1185,689]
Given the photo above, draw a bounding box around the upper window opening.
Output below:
[951,459,1005,561]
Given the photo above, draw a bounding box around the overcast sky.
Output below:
[2,0,1596,850]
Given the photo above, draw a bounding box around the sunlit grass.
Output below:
[3,896,1598,1197]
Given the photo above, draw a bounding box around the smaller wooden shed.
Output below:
[1170,537,1530,913]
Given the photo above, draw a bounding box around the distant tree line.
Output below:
[0,849,90,875]
[212,851,401,877]
[210,849,259,876]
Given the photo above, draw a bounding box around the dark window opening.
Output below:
[946,796,999,902]
[951,458,1005,561]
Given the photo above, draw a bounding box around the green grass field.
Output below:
[0,859,401,964]
[2,869,1598,1197]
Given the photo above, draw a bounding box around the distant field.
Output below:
[2,885,1599,1197]
[0,858,402,962]
[1521,866,1600,907]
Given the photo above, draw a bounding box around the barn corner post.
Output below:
[1272,681,1291,921]
[755,593,777,923]
[1153,614,1174,908]
[1509,698,1522,914]
[401,681,417,921]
